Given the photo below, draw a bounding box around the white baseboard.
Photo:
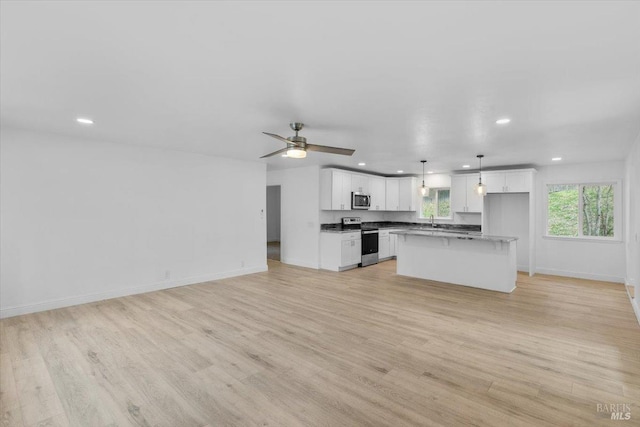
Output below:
[631,299,640,326]
[280,257,319,270]
[0,265,268,319]
[625,278,640,326]
[535,267,625,284]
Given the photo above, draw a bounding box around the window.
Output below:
[421,188,451,219]
[546,183,619,239]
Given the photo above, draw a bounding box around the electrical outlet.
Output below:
[165,270,171,280]
[241,260,245,268]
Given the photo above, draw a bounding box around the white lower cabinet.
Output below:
[378,229,400,260]
[390,231,398,257]
[378,230,390,259]
[320,232,362,271]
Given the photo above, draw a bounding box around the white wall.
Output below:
[535,161,626,282]
[0,128,267,318]
[266,185,281,242]
[267,166,321,269]
[625,132,640,321]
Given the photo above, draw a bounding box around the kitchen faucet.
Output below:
[430,214,435,227]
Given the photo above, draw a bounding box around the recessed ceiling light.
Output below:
[427,171,434,174]
[496,118,511,125]
[462,165,471,168]
[76,117,94,125]
[552,157,562,161]
[358,162,366,166]
[397,170,404,173]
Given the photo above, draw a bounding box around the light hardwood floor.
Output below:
[1,260,639,426]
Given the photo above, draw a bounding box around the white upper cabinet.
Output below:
[369,176,386,210]
[385,179,400,211]
[505,171,532,192]
[451,173,482,213]
[320,169,352,210]
[484,173,505,194]
[385,177,417,211]
[351,174,369,194]
[483,170,534,193]
[398,177,417,211]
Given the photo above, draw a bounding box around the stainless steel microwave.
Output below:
[351,192,371,210]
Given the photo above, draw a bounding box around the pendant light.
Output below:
[475,154,487,196]
[420,160,429,196]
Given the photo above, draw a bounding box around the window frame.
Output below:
[419,187,452,220]
[543,180,622,242]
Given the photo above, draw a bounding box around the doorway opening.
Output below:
[266,185,281,261]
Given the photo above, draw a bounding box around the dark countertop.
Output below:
[320,221,482,233]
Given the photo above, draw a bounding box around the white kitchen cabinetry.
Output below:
[369,176,386,210]
[385,179,400,211]
[320,232,362,271]
[451,174,482,213]
[398,177,417,211]
[378,230,390,259]
[320,169,352,210]
[351,174,369,194]
[386,177,416,211]
[483,170,534,193]
[389,230,399,257]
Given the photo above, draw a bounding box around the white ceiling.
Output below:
[2,1,640,175]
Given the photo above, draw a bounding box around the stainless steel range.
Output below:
[360,226,379,267]
[342,217,379,267]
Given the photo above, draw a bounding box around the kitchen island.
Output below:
[391,230,518,293]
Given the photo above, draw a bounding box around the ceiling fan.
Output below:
[260,122,355,159]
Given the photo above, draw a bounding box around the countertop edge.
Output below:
[390,230,518,243]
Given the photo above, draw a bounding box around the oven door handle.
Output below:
[362,230,379,235]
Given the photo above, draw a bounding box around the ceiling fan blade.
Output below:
[306,144,355,156]
[260,147,289,158]
[262,132,302,146]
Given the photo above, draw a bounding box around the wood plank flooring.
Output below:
[1,260,639,426]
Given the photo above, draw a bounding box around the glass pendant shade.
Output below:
[476,182,487,196]
[286,147,307,158]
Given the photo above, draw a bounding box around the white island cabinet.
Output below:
[392,230,517,293]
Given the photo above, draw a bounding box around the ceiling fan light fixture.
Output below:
[260,122,355,159]
[286,147,307,158]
